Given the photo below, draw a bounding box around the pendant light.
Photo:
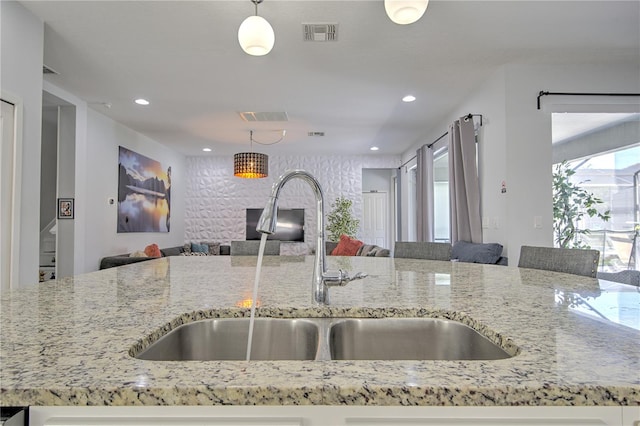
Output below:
[238,0,275,56]
[234,131,268,178]
[234,151,268,179]
[384,0,429,25]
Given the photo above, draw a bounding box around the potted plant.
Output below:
[553,160,610,249]
[326,196,360,242]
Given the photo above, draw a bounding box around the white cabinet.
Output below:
[622,406,640,426]
[29,406,628,426]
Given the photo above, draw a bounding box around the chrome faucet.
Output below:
[256,169,366,304]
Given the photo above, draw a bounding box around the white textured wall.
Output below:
[185,155,399,255]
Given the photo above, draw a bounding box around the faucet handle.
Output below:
[349,272,368,280]
[323,269,367,287]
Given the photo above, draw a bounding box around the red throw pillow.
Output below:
[331,234,364,256]
[144,243,161,258]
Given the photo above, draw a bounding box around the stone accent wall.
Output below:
[185,155,399,255]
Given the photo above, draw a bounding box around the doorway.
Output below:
[41,91,76,280]
[39,104,58,281]
[1,99,18,291]
[362,168,395,250]
[362,191,389,248]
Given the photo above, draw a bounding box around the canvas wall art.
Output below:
[117,146,171,233]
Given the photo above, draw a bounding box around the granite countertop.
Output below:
[1,255,639,407]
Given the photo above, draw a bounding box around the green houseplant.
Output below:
[553,160,610,249]
[326,196,360,242]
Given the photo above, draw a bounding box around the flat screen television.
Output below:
[246,208,305,242]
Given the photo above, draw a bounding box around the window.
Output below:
[558,145,639,271]
[407,165,417,241]
[552,112,640,271]
[433,149,450,242]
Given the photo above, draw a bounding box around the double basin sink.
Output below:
[135,317,514,361]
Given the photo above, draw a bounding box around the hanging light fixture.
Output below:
[234,131,268,178]
[234,151,268,179]
[384,0,429,25]
[233,129,286,178]
[238,0,275,56]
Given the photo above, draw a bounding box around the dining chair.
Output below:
[393,242,452,261]
[517,245,600,277]
[597,269,640,286]
[230,240,281,256]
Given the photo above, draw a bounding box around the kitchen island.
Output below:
[1,255,639,423]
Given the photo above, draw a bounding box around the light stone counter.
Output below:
[1,255,639,407]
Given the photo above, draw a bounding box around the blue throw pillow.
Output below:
[191,242,209,254]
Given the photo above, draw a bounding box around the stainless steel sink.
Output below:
[329,318,512,360]
[135,317,514,361]
[136,318,320,361]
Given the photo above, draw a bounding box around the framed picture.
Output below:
[57,198,74,219]
[117,146,171,233]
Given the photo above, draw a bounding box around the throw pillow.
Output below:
[331,234,364,256]
[375,248,391,257]
[358,244,378,256]
[451,241,503,264]
[365,247,380,257]
[160,246,183,257]
[201,242,221,256]
[191,242,209,254]
[144,243,162,258]
[130,250,148,258]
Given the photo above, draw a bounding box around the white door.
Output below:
[362,191,388,248]
[1,99,16,291]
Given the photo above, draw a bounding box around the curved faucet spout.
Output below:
[257,170,365,305]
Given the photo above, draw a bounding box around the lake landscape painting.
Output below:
[117,146,171,233]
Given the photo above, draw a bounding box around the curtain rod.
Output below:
[536,91,640,110]
[398,113,483,170]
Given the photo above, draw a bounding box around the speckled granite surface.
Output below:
[1,256,639,407]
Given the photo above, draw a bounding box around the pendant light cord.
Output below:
[252,0,263,16]
[250,129,287,146]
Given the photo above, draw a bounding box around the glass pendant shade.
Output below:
[234,152,269,178]
[384,0,429,25]
[238,15,275,56]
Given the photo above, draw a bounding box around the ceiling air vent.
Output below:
[239,111,289,122]
[308,131,325,137]
[43,64,59,75]
[303,23,338,42]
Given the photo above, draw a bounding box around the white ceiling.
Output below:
[22,0,640,157]
[552,113,639,143]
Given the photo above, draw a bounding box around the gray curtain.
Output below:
[416,145,434,242]
[448,117,482,243]
[396,167,403,241]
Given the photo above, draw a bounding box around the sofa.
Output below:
[99,243,231,270]
[326,240,391,257]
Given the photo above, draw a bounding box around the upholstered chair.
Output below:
[393,242,452,261]
[230,240,281,256]
[518,245,600,277]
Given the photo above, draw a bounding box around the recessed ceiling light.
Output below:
[134,98,150,106]
[402,95,416,103]
[370,146,379,151]
[202,148,212,152]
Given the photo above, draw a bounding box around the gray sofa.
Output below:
[99,246,185,270]
[325,241,391,257]
[99,244,231,270]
